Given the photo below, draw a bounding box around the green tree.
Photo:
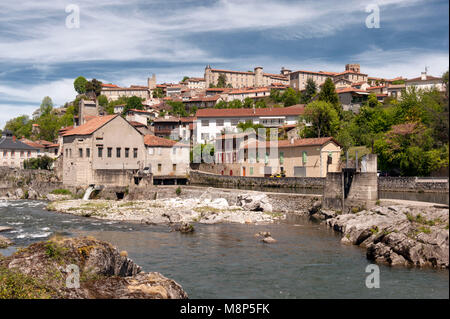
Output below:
[182,76,189,82]
[318,78,340,109]
[3,115,32,139]
[300,101,339,138]
[97,95,108,107]
[243,97,254,108]
[36,112,60,141]
[85,79,103,97]
[122,96,144,115]
[153,87,165,98]
[168,101,187,117]
[217,74,227,88]
[73,76,87,95]
[302,78,317,104]
[282,87,300,107]
[228,99,242,109]
[39,96,54,117]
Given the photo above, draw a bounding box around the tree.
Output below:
[300,101,339,138]
[39,96,54,117]
[217,74,227,88]
[36,112,60,141]
[73,76,87,94]
[122,96,144,115]
[243,97,254,108]
[366,93,381,108]
[97,95,108,107]
[302,78,317,104]
[237,120,264,132]
[168,101,187,117]
[85,78,103,97]
[182,76,189,82]
[23,155,54,170]
[228,99,242,109]
[153,87,164,98]
[318,78,340,109]
[282,87,300,107]
[3,115,32,139]
[442,70,449,100]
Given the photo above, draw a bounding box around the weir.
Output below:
[82,185,95,200]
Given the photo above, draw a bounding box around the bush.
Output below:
[175,187,182,196]
[23,155,55,170]
[50,189,71,195]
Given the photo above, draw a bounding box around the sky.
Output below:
[0,0,448,128]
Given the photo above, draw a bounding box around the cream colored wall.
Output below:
[62,116,146,186]
[145,146,190,176]
[0,149,39,168]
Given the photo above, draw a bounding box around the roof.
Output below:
[243,137,341,149]
[126,108,154,114]
[0,136,38,151]
[336,87,368,94]
[153,116,180,123]
[406,75,442,82]
[20,138,44,149]
[211,68,254,75]
[62,115,118,136]
[144,135,189,147]
[290,70,338,76]
[102,83,119,88]
[128,121,147,127]
[196,105,305,118]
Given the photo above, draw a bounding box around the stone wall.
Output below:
[189,170,325,189]
[322,172,343,211]
[0,167,63,198]
[378,176,449,192]
[124,185,321,213]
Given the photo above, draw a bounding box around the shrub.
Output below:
[175,187,182,196]
[50,189,72,195]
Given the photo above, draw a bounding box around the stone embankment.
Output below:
[47,192,285,225]
[0,236,187,299]
[310,201,449,268]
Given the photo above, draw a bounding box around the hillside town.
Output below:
[1,63,447,188]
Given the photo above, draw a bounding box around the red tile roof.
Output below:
[144,135,189,147]
[336,87,367,94]
[62,115,118,136]
[102,83,119,88]
[128,121,147,127]
[406,75,442,82]
[196,105,305,118]
[244,137,341,149]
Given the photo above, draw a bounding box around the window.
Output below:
[86,148,90,158]
[173,164,177,171]
[2,151,6,157]
[69,149,72,158]
[116,148,121,158]
[133,148,138,158]
[216,119,224,126]
[27,151,31,157]
[98,147,103,158]
[302,151,307,165]
[201,133,209,141]
[201,120,209,127]
[125,148,129,158]
[250,167,254,175]
[79,148,83,158]
[279,151,284,164]
[231,119,239,126]
[158,163,162,172]
[11,151,15,158]
[107,148,112,158]
[149,148,154,155]
[172,147,176,155]
[265,152,269,164]
[20,151,24,158]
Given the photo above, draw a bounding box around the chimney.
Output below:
[421,71,427,81]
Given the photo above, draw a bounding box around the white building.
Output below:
[405,72,445,92]
[194,105,305,144]
[0,131,39,168]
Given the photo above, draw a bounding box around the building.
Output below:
[194,105,305,144]
[0,131,39,168]
[213,134,341,177]
[100,74,157,101]
[153,116,182,140]
[336,87,369,113]
[204,65,289,88]
[61,115,146,187]
[143,135,190,177]
[405,71,445,92]
[181,77,206,90]
[125,109,157,126]
[289,64,368,91]
[20,138,59,158]
[225,87,271,102]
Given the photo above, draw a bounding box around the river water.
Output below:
[0,200,448,299]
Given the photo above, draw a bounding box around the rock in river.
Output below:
[0,236,188,299]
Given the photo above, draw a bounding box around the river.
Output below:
[0,200,448,298]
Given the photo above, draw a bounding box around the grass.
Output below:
[44,241,69,264]
[406,213,442,226]
[50,189,72,195]
[369,226,379,234]
[175,187,182,196]
[0,266,52,299]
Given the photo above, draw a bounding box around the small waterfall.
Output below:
[83,186,95,200]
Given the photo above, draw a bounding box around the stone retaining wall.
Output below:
[378,176,449,192]
[189,170,325,189]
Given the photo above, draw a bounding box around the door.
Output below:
[242,166,246,176]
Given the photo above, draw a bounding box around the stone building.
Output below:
[100,74,157,101]
[61,115,146,187]
[405,71,445,92]
[289,64,368,91]
[143,135,190,177]
[204,65,289,88]
[0,131,39,168]
[213,135,342,177]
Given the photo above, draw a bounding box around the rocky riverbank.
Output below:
[46,192,285,225]
[310,201,449,268]
[0,235,187,299]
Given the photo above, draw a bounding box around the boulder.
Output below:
[262,236,277,244]
[27,188,39,200]
[237,193,273,212]
[0,235,13,248]
[15,188,24,199]
[0,226,13,233]
[171,222,194,233]
[0,236,188,299]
